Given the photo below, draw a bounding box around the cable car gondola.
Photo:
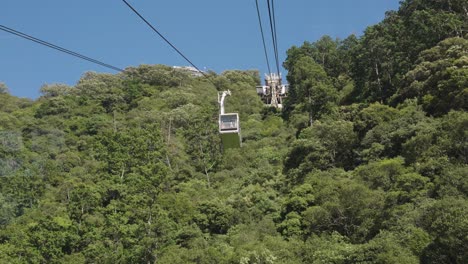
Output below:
[218,90,241,149]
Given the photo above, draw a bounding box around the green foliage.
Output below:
[302,232,355,263]
[285,56,338,125]
[360,100,429,160]
[194,200,236,234]
[0,1,466,262]
[420,197,468,263]
[395,37,468,115]
[354,102,399,139]
[40,83,73,98]
[354,158,431,205]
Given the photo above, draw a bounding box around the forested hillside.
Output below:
[0,0,467,263]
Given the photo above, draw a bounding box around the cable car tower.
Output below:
[256,73,288,108]
[253,0,288,109]
[218,90,241,149]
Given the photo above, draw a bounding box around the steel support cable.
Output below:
[122,0,214,84]
[266,0,280,77]
[271,0,281,77]
[255,0,272,75]
[0,24,124,72]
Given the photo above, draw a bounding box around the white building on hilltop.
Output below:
[172,66,205,77]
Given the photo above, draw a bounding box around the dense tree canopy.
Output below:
[0,0,467,263]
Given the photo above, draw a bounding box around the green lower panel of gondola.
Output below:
[221,132,241,149]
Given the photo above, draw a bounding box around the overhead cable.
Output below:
[255,0,272,74]
[0,24,125,72]
[122,0,213,84]
[266,0,281,77]
[271,0,280,75]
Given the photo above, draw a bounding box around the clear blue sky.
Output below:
[1,0,400,98]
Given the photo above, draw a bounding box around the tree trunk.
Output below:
[120,165,125,180]
[113,111,117,132]
[165,153,172,171]
[204,166,211,188]
[199,142,211,188]
[374,62,383,103]
[308,93,314,126]
[309,110,314,127]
